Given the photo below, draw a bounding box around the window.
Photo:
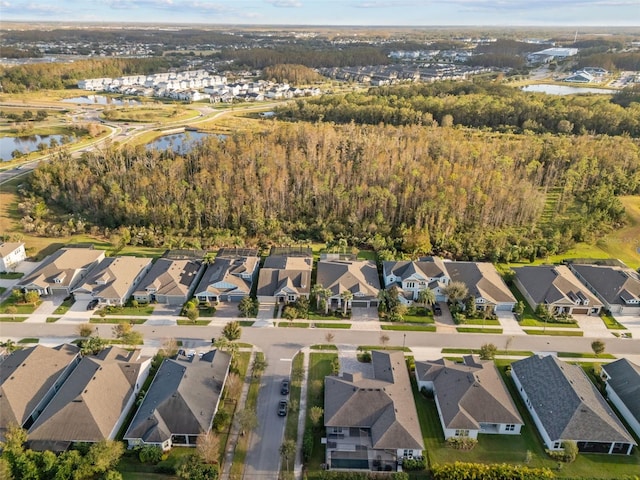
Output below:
[406,282,415,289]
[288,295,296,302]
[553,441,561,449]
[505,424,515,431]
[455,429,469,437]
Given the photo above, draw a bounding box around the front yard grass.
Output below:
[0,298,40,314]
[313,322,351,329]
[18,337,39,343]
[176,320,210,326]
[382,324,437,332]
[284,352,304,454]
[90,318,147,324]
[456,327,504,334]
[102,305,155,316]
[46,317,59,323]
[600,312,627,330]
[0,316,27,322]
[53,297,74,315]
[0,272,23,279]
[441,348,534,357]
[278,322,310,328]
[509,284,579,328]
[524,329,584,336]
[305,353,338,474]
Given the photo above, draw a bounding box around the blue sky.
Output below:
[1,0,638,26]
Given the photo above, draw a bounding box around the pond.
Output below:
[62,95,140,106]
[146,131,225,153]
[521,84,618,95]
[0,134,67,161]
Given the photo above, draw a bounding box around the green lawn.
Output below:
[0,316,27,322]
[357,345,412,352]
[382,324,437,332]
[441,348,534,357]
[0,299,40,314]
[460,318,501,326]
[176,320,210,326]
[310,344,338,350]
[238,320,255,327]
[524,329,584,337]
[278,322,310,328]
[0,272,23,279]
[53,297,74,315]
[0,287,6,295]
[600,312,627,330]
[284,352,304,454]
[18,337,39,343]
[306,353,338,474]
[103,305,155,316]
[90,318,147,324]
[558,352,617,359]
[308,313,351,321]
[457,327,504,334]
[313,323,351,329]
[508,284,579,328]
[46,317,59,323]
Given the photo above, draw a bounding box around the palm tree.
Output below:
[444,281,468,307]
[319,287,332,314]
[416,288,436,310]
[222,320,242,342]
[340,290,353,315]
[311,283,325,309]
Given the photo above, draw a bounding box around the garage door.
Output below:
[352,301,369,308]
[495,303,514,311]
[572,308,588,315]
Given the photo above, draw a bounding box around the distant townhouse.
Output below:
[601,359,640,438]
[0,344,81,441]
[124,349,231,450]
[446,262,516,312]
[0,241,26,272]
[383,257,450,304]
[513,265,602,316]
[316,256,380,309]
[415,355,523,440]
[324,351,424,471]
[28,347,151,452]
[194,248,259,304]
[72,256,152,307]
[565,71,594,83]
[569,264,640,316]
[133,258,203,305]
[17,247,105,296]
[256,247,312,304]
[511,355,635,455]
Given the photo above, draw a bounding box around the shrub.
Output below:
[432,462,555,480]
[547,440,578,463]
[211,409,230,432]
[302,428,313,462]
[446,436,478,450]
[401,456,427,471]
[138,445,163,464]
[358,351,372,363]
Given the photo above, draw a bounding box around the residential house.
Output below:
[124,349,231,450]
[28,347,151,452]
[317,256,380,309]
[17,247,105,296]
[72,256,152,307]
[194,248,259,304]
[0,344,81,441]
[513,265,602,316]
[256,247,312,304]
[415,355,523,439]
[324,351,424,471]
[382,257,450,304]
[565,71,594,83]
[511,355,635,454]
[0,241,26,272]
[446,262,516,312]
[601,359,640,438]
[569,264,640,316]
[133,258,203,305]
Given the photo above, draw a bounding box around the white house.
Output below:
[601,359,640,439]
[0,242,26,272]
[382,257,450,304]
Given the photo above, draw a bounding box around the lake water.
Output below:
[146,131,225,153]
[0,134,66,161]
[62,95,139,105]
[522,84,618,95]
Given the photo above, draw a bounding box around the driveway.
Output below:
[25,293,67,323]
[573,314,612,338]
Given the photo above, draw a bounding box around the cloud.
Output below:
[0,1,69,15]
[266,0,302,7]
[354,1,417,7]
[103,0,231,14]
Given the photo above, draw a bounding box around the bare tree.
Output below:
[325,332,335,344]
[196,431,220,464]
[379,334,390,347]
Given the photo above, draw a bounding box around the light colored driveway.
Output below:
[337,344,374,378]
[573,314,612,338]
[496,311,525,335]
[25,294,66,323]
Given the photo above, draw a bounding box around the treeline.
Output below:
[220,46,390,69]
[276,81,640,136]
[0,58,171,93]
[22,121,640,261]
[0,46,42,58]
[262,64,323,84]
[576,52,640,71]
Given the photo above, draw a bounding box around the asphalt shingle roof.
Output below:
[602,358,640,431]
[570,264,640,307]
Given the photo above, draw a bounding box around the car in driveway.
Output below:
[86,299,99,310]
[280,379,290,395]
[433,304,442,316]
[278,400,288,417]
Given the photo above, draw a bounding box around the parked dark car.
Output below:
[281,379,290,395]
[86,299,99,310]
[433,304,442,316]
[278,400,288,417]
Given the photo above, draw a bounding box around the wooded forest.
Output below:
[276,81,640,137]
[21,120,640,261]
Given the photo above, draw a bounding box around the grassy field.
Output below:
[524,329,584,336]
[103,105,200,124]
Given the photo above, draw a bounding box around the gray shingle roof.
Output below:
[324,351,423,450]
[0,344,80,436]
[124,350,231,443]
[73,256,152,302]
[415,356,523,430]
[194,254,258,298]
[257,254,312,297]
[514,265,601,308]
[602,359,640,429]
[27,347,147,451]
[446,262,516,305]
[134,258,202,298]
[317,259,380,299]
[512,355,635,445]
[570,264,640,307]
